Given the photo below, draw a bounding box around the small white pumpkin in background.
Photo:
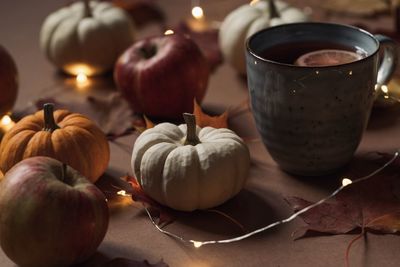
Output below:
[40,0,135,76]
[131,113,250,212]
[219,0,309,75]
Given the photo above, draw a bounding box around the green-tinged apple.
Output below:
[0,45,18,117]
[0,157,109,267]
[114,34,210,121]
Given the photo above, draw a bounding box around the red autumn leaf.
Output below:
[173,22,222,72]
[144,115,155,129]
[286,154,400,239]
[132,114,155,133]
[104,258,169,267]
[123,175,174,227]
[193,99,228,128]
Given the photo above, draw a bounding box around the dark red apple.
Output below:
[114,34,209,120]
[0,45,18,117]
[0,157,109,267]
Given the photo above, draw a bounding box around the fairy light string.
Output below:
[120,150,400,248]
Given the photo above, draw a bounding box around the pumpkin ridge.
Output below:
[72,124,109,181]
[17,114,43,129]
[59,117,96,130]
[132,136,177,184]
[163,145,200,211]
[62,126,101,180]
[139,142,177,205]
[53,109,73,123]
[23,131,56,160]
[89,18,118,64]
[50,16,82,67]
[84,127,110,179]
[91,4,130,60]
[203,136,245,145]
[40,8,72,61]
[51,128,83,178]
[0,131,35,172]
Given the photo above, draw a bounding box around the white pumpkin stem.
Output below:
[83,0,92,17]
[61,163,67,183]
[183,113,201,146]
[268,0,280,19]
[43,103,60,132]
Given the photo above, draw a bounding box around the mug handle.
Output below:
[375,34,398,86]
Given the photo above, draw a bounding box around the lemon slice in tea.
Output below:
[295,49,363,67]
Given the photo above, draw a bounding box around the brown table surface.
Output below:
[1,0,400,266]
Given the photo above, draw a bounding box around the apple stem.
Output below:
[61,163,67,183]
[183,113,201,146]
[83,0,92,17]
[43,103,60,132]
[139,45,157,59]
[266,0,280,19]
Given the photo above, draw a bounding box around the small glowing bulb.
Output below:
[1,115,12,126]
[193,241,203,248]
[76,72,88,84]
[342,178,352,187]
[250,0,259,5]
[192,6,204,19]
[381,85,389,94]
[117,190,130,197]
[164,29,174,35]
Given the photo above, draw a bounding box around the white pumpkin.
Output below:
[131,114,250,211]
[219,0,308,75]
[40,0,135,76]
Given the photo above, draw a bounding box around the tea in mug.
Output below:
[260,41,368,66]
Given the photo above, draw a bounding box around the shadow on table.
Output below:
[74,252,166,267]
[169,188,279,238]
[368,105,400,130]
[289,151,391,192]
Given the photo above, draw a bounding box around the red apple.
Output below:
[0,45,18,117]
[114,34,209,120]
[0,157,109,267]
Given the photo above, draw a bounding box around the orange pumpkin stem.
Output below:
[183,113,200,146]
[83,0,92,17]
[43,103,60,132]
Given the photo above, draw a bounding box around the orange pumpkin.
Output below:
[0,103,109,183]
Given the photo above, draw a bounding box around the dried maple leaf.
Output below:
[14,93,135,140]
[123,175,174,227]
[193,100,228,128]
[144,115,155,129]
[286,155,400,239]
[133,115,155,133]
[104,258,169,267]
[173,22,222,72]
[86,93,135,139]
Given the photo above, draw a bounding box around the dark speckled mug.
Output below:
[246,22,398,176]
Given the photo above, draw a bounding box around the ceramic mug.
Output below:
[246,22,398,176]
